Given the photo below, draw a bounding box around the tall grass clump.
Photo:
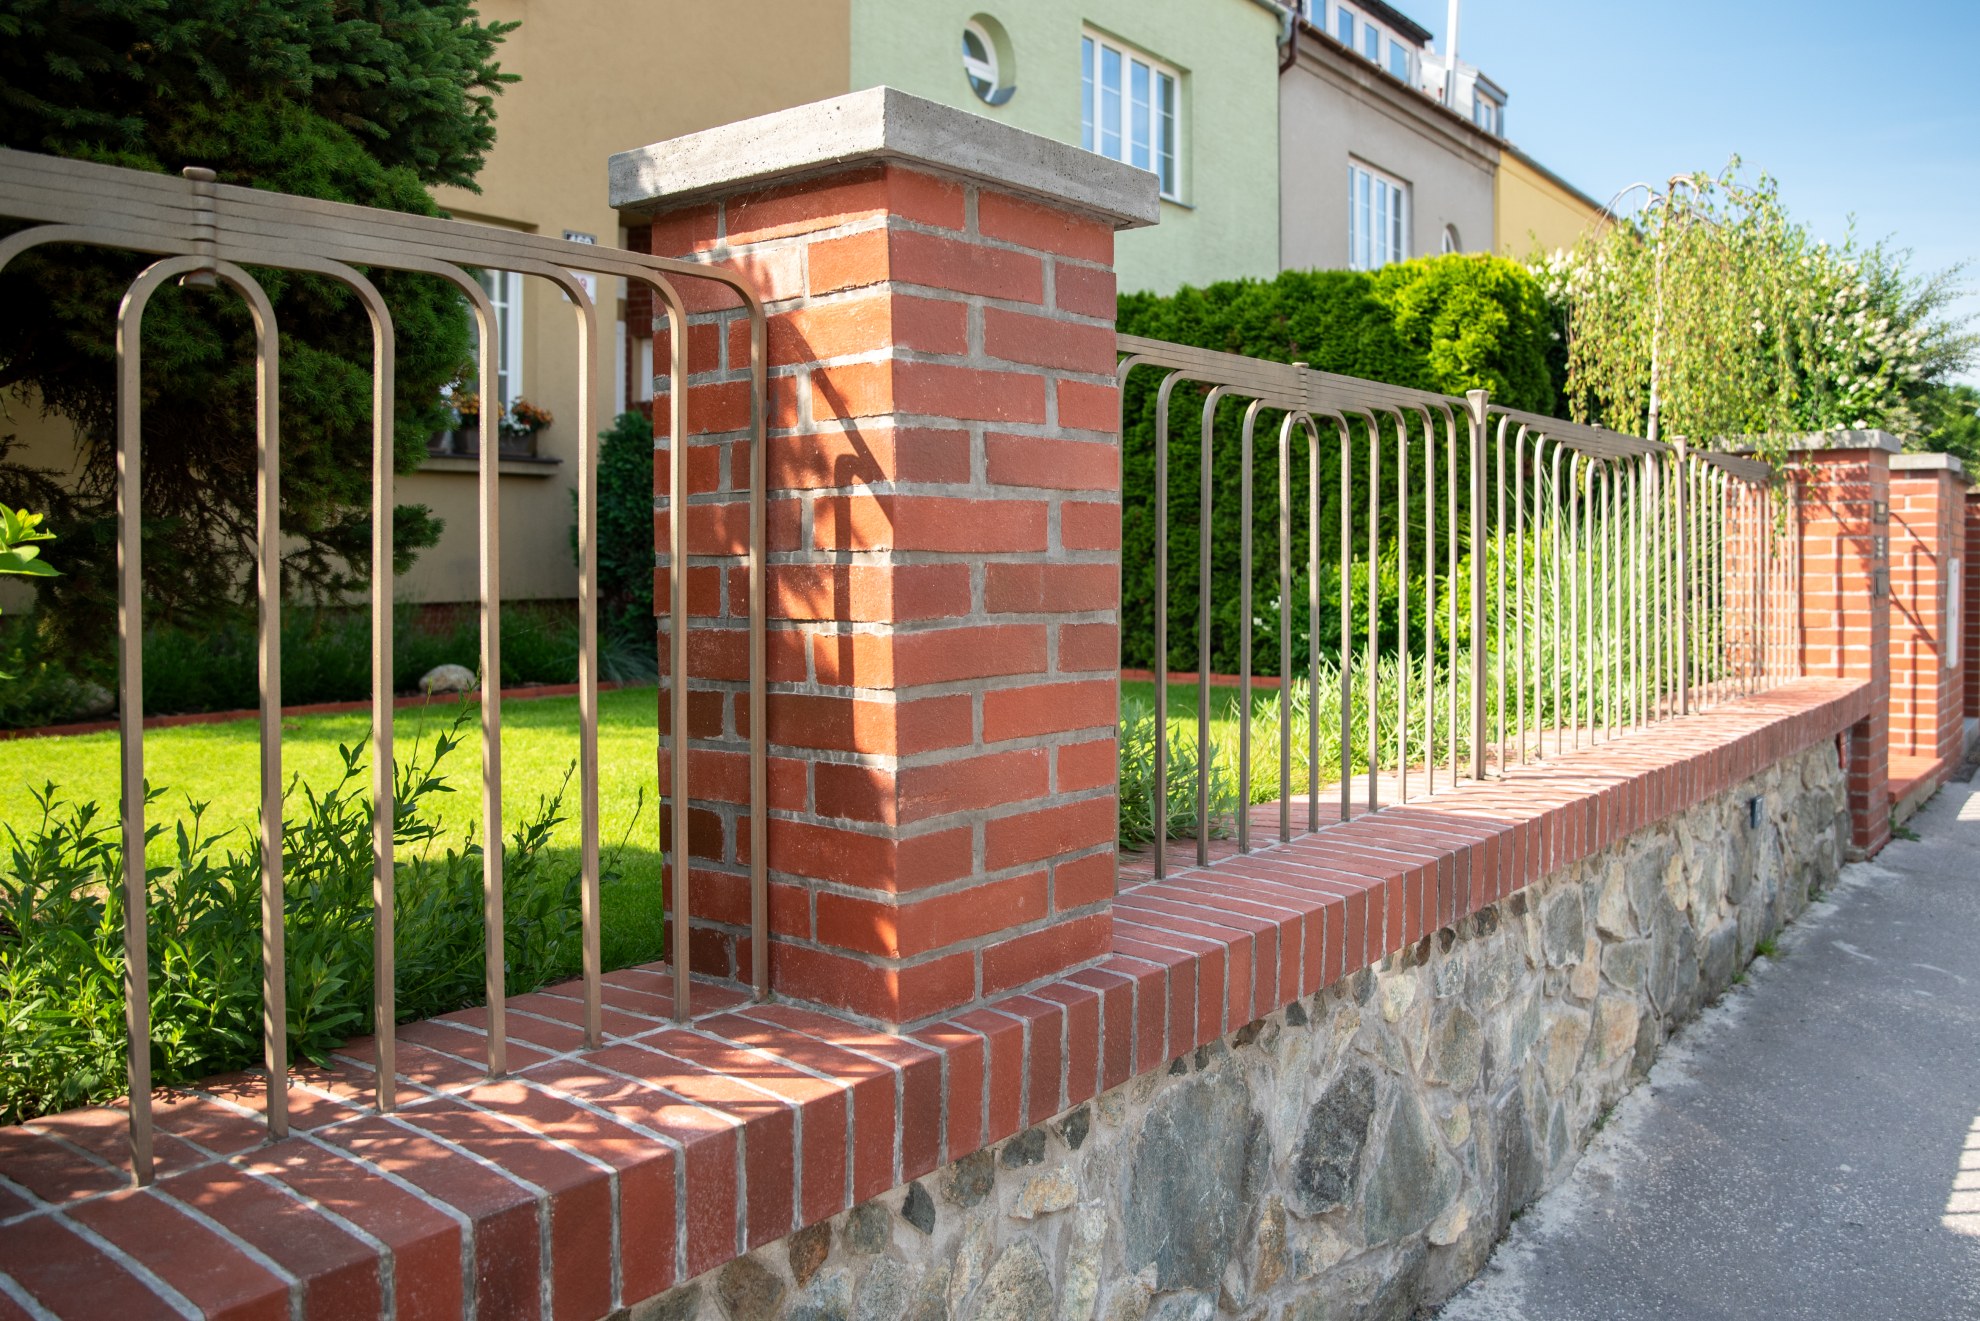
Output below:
[0,707,651,1125]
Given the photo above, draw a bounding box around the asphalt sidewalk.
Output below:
[1440,762,1980,1321]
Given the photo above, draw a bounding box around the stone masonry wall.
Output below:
[622,740,1847,1321]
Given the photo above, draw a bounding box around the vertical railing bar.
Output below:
[475,270,507,1072]
[1198,386,1226,864]
[1675,444,1691,714]
[243,270,288,1141]
[1494,414,1508,775]
[1515,428,1529,763]
[115,265,168,1186]
[1447,407,1460,785]
[1238,398,1262,854]
[1365,412,1381,813]
[1570,455,1583,748]
[1550,446,1564,756]
[1397,412,1411,805]
[571,274,604,1049]
[1631,458,1643,727]
[1425,412,1437,795]
[1277,410,1296,844]
[1309,418,1322,832]
[1337,417,1351,823]
[364,286,398,1113]
[1153,373,1182,878]
[1606,462,1617,735]
[657,283,692,1022]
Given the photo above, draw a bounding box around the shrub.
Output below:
[579,410,657,635]
[1117,254,1560,675]
[0,707,652,1125]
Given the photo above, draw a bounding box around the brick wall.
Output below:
[1791,442,1892,855]
[1968,489,1980,724]
[1887,464,1968,774]
[614,95,1153,1028]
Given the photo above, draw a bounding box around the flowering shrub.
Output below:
[1536,161,1973,453]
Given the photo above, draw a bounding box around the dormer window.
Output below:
[1387,41,1411,81]
[1473,92,1504,136]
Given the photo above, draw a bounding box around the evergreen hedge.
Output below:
[1117,254,1561,675]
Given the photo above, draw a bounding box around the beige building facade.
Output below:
[1494,142,1606,259]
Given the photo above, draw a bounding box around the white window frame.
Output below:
[1473,92,1503,136]
[475,267,524,411]
[1348,160,1410,271]
[1386,37,1413,82]
[1335,3,1355,47]
[1081,31,1181,202]
[963,20,1000,104]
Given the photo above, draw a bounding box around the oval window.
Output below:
[962,17,1016,105]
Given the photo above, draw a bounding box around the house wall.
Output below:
[407,0,855,605]
[848,0,1282,295]
[1495,145,1603,259]
[1279,28,1498,273]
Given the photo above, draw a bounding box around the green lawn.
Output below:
[2,686,669,968]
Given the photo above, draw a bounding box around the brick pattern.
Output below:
[0,679,1871,1321]
[1791,449,1892,855]
[1967,490,1979,724]
[627,163,1122,1026]
[1887,471,1967,778]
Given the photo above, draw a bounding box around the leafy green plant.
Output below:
[0,706,650,1125]
[1117,254,1560,676]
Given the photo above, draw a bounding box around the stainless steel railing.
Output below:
[0,148,770,1184]
[1117,334,1797,880]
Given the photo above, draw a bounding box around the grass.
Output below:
[0,686,668,970]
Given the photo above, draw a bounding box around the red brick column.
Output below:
[1790,433,1895,855]
[1888,456,1969,786]
[610,89,1157,1027]
[1967,487,1980,731]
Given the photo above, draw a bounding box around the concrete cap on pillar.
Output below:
[1891,452,1972,483]
[609,85,1161,230]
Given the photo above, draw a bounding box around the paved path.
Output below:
[1440,764,1980,1321]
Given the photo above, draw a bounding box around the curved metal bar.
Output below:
[1198,384,1232,861]
[1237,398,1268,853]
[275,253,401,1108]
[1149,367,1192,878]
[112,254,287,1182]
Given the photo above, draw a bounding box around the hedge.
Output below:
[1117,253,1561,675]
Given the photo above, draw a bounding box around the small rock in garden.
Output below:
[72,681,114,719]
[419,662,477,695]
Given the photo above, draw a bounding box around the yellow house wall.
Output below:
[1494,148,1602,260]
[408,0,853,604]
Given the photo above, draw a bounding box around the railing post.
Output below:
[1465,389,1489,780]
[1674,437,1692,714]
[612,89,1157,1026]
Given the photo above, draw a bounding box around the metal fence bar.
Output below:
[0,147,774,1182]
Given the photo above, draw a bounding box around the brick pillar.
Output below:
[1888,455,1969,784]
[1790,431,1895,856]
[610,88,1157,1027]
[1967,487,1980,736]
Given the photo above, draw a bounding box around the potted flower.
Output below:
[500,397,554,457]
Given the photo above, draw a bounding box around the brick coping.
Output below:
[0,678,1871,1319]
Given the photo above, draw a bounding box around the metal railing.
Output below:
[1116,334,1799,880]
[0,148,771,1184]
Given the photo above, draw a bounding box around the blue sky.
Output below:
[1420,0,1979,383]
